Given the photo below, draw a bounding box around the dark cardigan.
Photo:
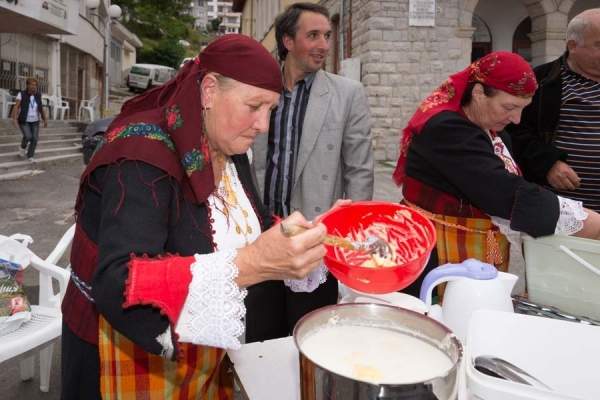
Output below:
[506,54,569,185]
[406,110,560,237]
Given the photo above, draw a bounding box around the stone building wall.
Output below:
[348,0,472,161]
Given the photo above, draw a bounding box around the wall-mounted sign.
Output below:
[409,0,436,27]
[42,0,67,20]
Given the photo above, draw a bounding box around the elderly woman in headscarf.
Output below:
[393,51,600,295]
[61,35,330,400]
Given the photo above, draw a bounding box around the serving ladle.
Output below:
[280,222,391,259]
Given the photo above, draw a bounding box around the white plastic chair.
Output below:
[1,89,16,119]
[0,224,74,392]
[51,95,70,120]
[41,94,53,120]
[78,95,98,121]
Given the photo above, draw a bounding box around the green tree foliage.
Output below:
[114,0,208,68]
[185,30,214,57]
[138,38,186,68]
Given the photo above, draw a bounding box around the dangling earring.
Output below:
[201,100,212,121]
[202,105,212,119]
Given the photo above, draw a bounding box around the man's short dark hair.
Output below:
[275,2,330,62]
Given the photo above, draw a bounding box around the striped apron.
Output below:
[98,316,233,400]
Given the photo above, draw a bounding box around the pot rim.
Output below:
[293,302,463,386]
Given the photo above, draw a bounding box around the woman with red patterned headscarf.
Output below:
[61,35,331,400]
[393,51,600,296]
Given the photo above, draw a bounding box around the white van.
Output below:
[127,64,176,91]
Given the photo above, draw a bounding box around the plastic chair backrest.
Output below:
[79,95,97,121]
[0,226,74,393]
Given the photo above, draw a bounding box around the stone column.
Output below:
[49,39,61,97]
[529,11,568,66]
[454,26,476,68]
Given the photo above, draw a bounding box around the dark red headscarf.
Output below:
[80,34,282,206]
[393,51,537,186]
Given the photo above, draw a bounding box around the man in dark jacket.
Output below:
[508,8,600,212]
[11,77,48,161]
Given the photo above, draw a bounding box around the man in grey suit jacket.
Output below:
[246,2,374,342]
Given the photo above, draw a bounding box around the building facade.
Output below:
[0,0,79,98]
[208,0,242,34]
[236,0,600,161]
[111,21,142,87]
[0,0,140,119]
[190,0,210,31]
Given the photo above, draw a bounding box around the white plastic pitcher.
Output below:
[419,259,517,342]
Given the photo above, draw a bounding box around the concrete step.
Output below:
[0,137,80,149]
[0,119,83,128]
[0,118,86,179]
[0,152,82,178]
[0,144,81,162]
[0,132,81,144]
[0,142,80,157]
[0,126,80,136]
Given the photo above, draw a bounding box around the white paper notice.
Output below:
[409,0,436,27]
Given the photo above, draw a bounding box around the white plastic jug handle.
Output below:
[559,245,600,276]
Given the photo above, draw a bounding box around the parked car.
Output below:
[82,117,114,164]
[127,64,176,92]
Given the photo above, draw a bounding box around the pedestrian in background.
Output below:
[248,2,374,342]
[11,77,47,162]
[508,8,600,212]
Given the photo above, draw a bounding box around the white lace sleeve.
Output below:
[174,249,247,350]
[284,263,328,293]
[554,196,589,235]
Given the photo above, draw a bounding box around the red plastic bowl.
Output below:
[320,201,436,294]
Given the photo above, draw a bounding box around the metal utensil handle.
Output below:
[473,356,530,385]
[558,245,600,276]
[513,296,600,326]
[474,356,553,391]
[280,222,356,250]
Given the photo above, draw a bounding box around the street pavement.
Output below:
[0,158,400,399]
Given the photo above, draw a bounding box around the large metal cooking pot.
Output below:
[293,303,462,400]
